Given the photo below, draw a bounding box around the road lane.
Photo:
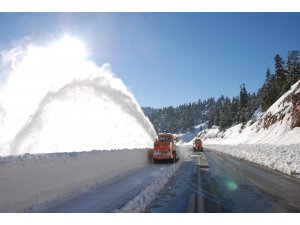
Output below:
[146,155,198,213]
[147,147,300,213]
[202,149,300,212]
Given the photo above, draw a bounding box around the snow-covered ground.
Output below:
[176,124,208,144]
[184,81,300,179]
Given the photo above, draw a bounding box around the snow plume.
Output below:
[0,37,156,155]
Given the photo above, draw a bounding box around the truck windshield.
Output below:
[159,136,170,142]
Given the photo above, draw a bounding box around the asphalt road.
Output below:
[147,147,300,213]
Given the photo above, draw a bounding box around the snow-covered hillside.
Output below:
[200,80,300,145]
[176,124,208,144]
[182,81,300,178]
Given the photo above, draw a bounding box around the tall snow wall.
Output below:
[0,149,148,212]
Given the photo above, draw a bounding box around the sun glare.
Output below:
[51,36,87,62]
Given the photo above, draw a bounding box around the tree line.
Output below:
[143,50,300,134]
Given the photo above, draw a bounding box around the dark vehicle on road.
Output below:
[193,138,203,152]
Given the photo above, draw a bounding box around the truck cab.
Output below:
[149,133,179,162]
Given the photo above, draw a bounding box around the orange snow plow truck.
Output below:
[193,138,203,152]
[148,133,179,163]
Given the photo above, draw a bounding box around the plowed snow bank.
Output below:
[0,149,148,212]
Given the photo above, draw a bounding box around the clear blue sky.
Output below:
[1,13,300,108]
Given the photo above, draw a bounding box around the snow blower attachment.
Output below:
[147,133,179,163]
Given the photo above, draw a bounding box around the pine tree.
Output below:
[274,54,287,95]
[259,68,277,111]
[286,50,300,88]
[239,83,249,125]
[231,96,240,124]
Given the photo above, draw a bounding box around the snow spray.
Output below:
[0,37,156,155]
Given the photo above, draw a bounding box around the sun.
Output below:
[51,36,87,62]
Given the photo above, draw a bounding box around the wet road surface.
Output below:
[147,148,300,213]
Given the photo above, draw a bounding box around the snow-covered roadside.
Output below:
[0,149,149,212]
[117,146,192,212]
[205,144,300,179]
[192,81,300,179]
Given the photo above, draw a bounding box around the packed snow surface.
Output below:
[0,37,156,156]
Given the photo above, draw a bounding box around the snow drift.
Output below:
[0,37,156,156]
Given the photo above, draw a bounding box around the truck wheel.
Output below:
[173,151,177,163]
